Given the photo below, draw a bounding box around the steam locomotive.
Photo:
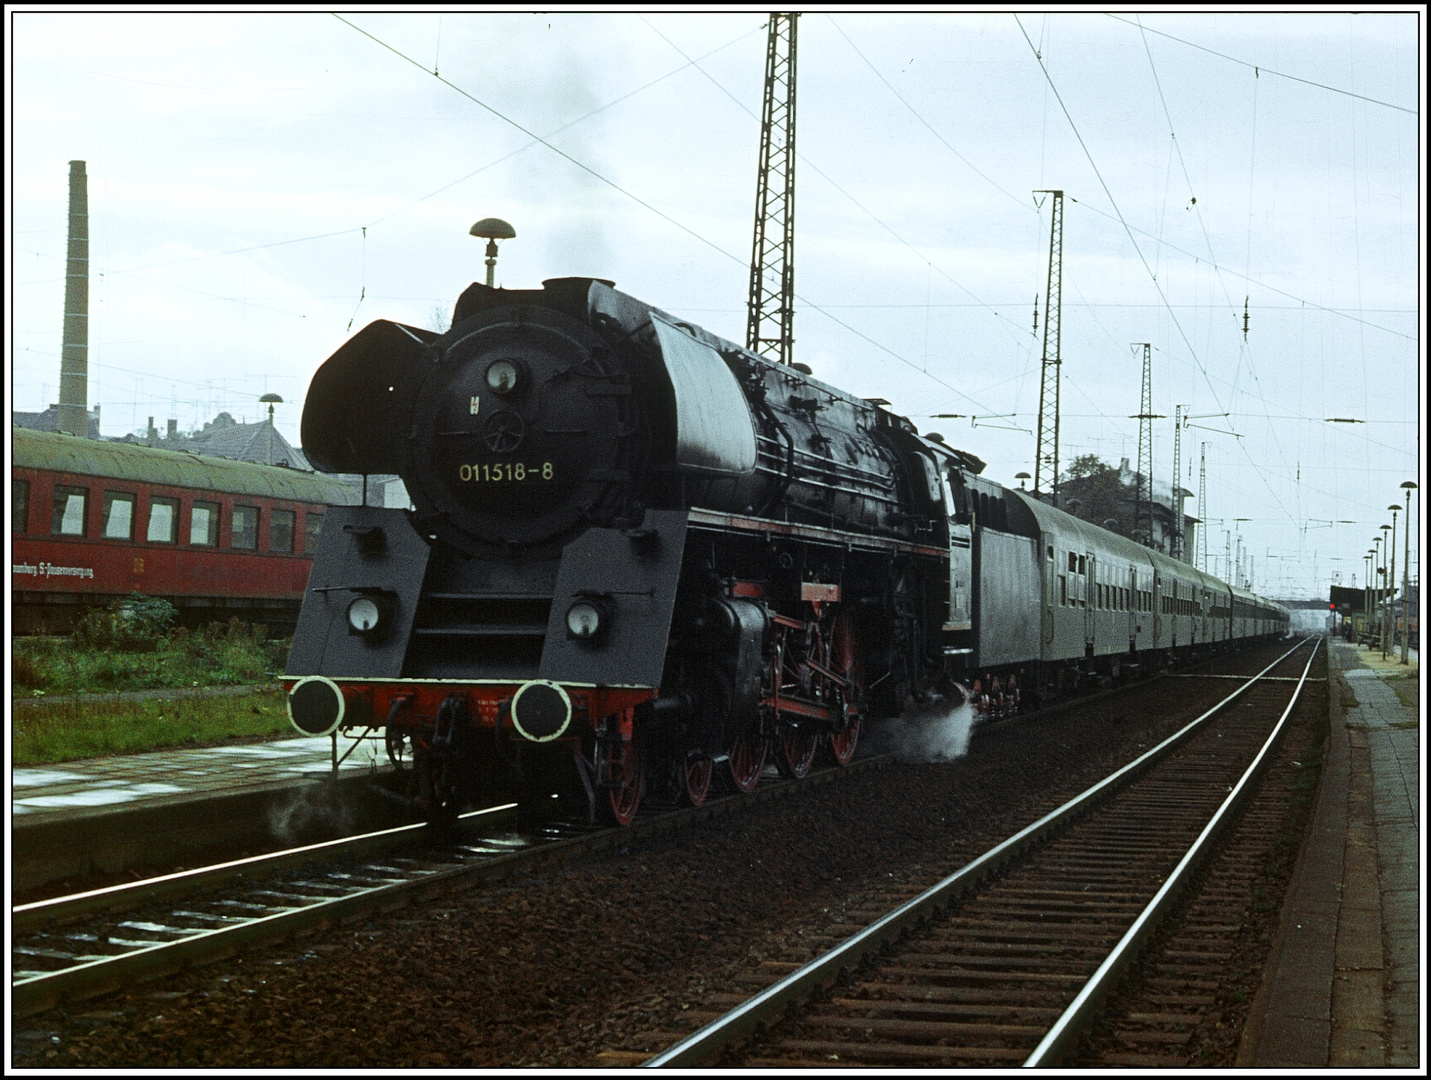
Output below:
[284,276,1288,824]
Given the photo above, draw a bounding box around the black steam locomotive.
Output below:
[284,276,1287,824]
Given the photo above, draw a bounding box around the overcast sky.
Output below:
[8,8,1424,598]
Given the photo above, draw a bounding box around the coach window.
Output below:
[52,485,88,536]
[304,511,324,555]
[13,479,29,533]
[191,501,220,546]
[269,509,295,554]
[102,491,137,540]
[233,505,259,550]
[147,497,179,543]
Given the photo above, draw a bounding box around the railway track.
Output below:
[11,641,1292,1028]
[11,744,898,1020]
[644,637,1320,1068]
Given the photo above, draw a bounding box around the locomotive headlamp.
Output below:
[346,591,396,637]
[485,359,520,395]
[347,596,382,633]
[566,599,605,641]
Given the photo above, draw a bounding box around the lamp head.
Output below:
[469,217,516,241]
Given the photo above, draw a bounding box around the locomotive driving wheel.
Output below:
[728,727,767,793]
[776,724,819,779]
[599,739,644,826]
[828,612,863,766]
[682,754,713,807]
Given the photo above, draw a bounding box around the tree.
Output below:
[1058,454,1136,539]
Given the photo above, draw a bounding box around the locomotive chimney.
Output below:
[57,160,90,437]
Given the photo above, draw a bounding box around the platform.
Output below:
[1240,639,1421,1068]
[10,731,399,894]
[12,733,385,819]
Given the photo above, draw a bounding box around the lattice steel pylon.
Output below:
[1032,190,1063,499]
[1197,442,1208,572]
[1171,405,1183,561]
[1130,343,1162,548]
[746,13,799,365]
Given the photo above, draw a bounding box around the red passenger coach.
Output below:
[12,428,357,633]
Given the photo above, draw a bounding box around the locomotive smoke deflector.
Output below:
[648,313,758,476]
[301,320,438,476]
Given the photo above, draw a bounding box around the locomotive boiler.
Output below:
[284,274,1288,825]
[285,276,962,822]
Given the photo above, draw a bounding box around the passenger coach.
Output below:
[12,428,357,633]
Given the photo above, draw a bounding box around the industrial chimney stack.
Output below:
[57,159,89,437]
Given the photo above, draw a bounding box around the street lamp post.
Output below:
[1365,551,1374,645]
[1386,506,1400,660]
[1401,481,1417,664]
[1372,537,1383,648]
[1380,524,1392,658]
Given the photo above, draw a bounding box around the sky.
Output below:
[8,8,1424,599]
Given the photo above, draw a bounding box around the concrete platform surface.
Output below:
[12,732,388,819]
[11,731,402,893]
[1241,639,1422,1068]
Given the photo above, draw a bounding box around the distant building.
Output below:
[12,404,102,439]
[1110,456,1197,562]
[114,411,311,470]
[1048,454,1198,563]
[14,403,400,509]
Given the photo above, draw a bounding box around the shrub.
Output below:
[118,594,177,638]
[12,610,282,697]
[13,648,42,690]
[72,594,177,653]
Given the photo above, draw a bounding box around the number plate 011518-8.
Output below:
[457,462,554,483]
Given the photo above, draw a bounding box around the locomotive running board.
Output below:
[687,508,946,560]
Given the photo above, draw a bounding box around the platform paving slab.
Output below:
[10,732,405,892]
[1240,640,1421,1069]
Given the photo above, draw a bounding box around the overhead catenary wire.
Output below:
[1015,15,1305,532]
[1106,14,1417,115]
[336,13,1003,415]
[1135,21,1300,532]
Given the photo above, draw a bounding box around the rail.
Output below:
[644,637,1316,1067]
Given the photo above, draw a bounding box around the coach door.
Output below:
[1152,570,1163,649]
[1084,552,1096,654]
[1128,565,1138,649]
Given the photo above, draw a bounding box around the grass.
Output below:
[12,601,297,764]
[13,617,288,697]
[13,687,293,766]
[1388,671,1420,711]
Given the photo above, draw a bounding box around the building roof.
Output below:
[185,413,311,469]
[13,427,355,505]
[12,405,102,439]
[114,411,313,470]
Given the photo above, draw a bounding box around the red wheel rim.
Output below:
[830,716,860,765]
[779,725,819,778]
[684,756,713,807]
[605,742,643,826]
[728,728,767,793]
[830,613,862,765]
